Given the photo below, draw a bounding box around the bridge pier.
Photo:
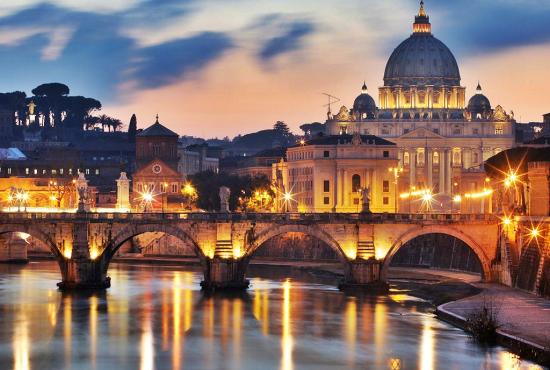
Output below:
[57,257,110,290]
[0,234,28,263]
[339,259,389,293]
[200,258,250,291]
[57,221,110,290]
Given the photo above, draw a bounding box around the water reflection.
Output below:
[0,262,543,370]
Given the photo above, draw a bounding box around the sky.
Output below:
[1,0,550,138]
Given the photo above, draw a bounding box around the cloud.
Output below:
[258,20,315,61]
[427,0,550,55]
[41,27,74,60]
[133,32,233,88]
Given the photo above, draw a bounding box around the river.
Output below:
[0,261,544,370]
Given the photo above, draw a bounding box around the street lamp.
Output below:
[282,191,293,212]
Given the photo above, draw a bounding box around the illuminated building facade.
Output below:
[323,2,515,212]
[273,133,398,213]
[133,118,184,210]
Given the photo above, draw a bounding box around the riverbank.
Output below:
[437,284,550,366]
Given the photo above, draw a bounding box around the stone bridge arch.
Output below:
[247,224,348,262]
[0,223,62,258]
[381,225,492,281]
[107,223,206,261]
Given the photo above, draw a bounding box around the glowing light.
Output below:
[452,195,462,203]
[299,139,305,145]
[283,192,293,202]
[504,170,519,188]
[183,182,196,196]
[63,248,72,259]
[502,217,512,226]
[421,192,432,202]
[530,228,540,238]
[142,192,154,202]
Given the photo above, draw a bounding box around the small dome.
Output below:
[467,83,491,115]
[353,82,376,118]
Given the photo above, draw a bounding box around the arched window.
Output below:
[452,148,462,166]
[352,174,361,193]
[433,151,439,165]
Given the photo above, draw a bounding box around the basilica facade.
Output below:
[323,1,515,212]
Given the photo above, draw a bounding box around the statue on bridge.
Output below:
[360,186,371,213]
[76,173,90,213]
[219,186,230,212]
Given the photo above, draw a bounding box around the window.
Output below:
[383,197,389,205]
[473,128,479,135]
[323,151,330,158]
[403,128,410,134]
[403,152,410,166]
[352,174,361,192]
[381,127,390,135]
[95,169,100,175]
[453,126,461,135]
[473,152,479,164]
[153,144,161,156]
[495,125,503,135]
[433,128,439,134]
[323,197,330,205]
[433,151,439,165]
[417,148,425,167]
[452,148,461,166]
[25,168,29,175]
[60,168,64,175]
[383,180,390,193]
[52,169,57,175]
[383,150,389,158]
[323,180,330,192]
[7,168,11,175]
[33,169,38,175]
[171,183,178,193]
[68,168,73,175]
[85,169,90,175]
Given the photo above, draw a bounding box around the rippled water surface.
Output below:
[0,261,544,370]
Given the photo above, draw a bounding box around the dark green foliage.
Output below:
[466,298,501,343]
[128,114,137,142]
[188,171,273,211]
[31,83,70,97]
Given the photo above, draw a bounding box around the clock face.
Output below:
[152,164,162,174]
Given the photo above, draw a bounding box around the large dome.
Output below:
[353,82,376,118]
[383,1,460,87]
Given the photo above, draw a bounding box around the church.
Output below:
[320,1,515,212]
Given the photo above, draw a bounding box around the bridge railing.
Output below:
[0,211,498,223]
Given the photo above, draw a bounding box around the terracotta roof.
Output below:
[137,121,178,137]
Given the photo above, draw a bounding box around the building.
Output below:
[273,133,398,213]
[132,117,184,211]
[224,147,286,180]
[319,2,515,212]
[177,143,219,179]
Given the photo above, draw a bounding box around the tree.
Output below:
[0,91,27,125]
[62,96,102,129]
[128,114,137,143]
[31,83,70,127]
[188,171,273,211]
[273,121,290,136]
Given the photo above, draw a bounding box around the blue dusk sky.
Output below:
[1,0,549,137]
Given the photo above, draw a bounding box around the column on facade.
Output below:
[343,170,348,207]
[427,148,433,188]
[332,167,340,212]
[445,149,452,194]
[439,149,446,194]
[409,149,416,189]
[336,168,342,208]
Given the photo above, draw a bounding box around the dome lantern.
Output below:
[413,1,431,34]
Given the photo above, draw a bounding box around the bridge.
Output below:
[0,212,506,291]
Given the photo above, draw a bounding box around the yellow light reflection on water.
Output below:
[13,316,30,370]
[344,297,357,367]
[419,317,435,370]
[233,299,242,366]
[64,295,72,368]
[90,295,98,370]
[281,279,293,370]
[140,311,154,370]
[173,273,181,370]
[374,301,387,365]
